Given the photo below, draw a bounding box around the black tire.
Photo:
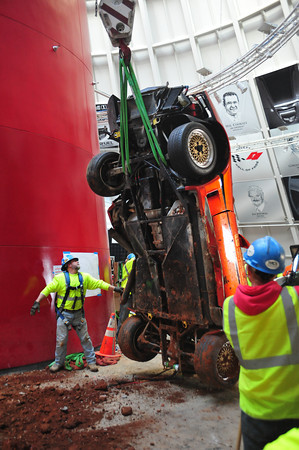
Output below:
[118,316,157,362]
[168,122,218,184]
[194,332,239,389]
[86,151,125,197]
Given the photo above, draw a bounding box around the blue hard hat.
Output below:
[61,253,78,271]
[244,236,285,275]
[127,253,135,260]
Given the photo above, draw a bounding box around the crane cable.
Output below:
[119,47,167,174]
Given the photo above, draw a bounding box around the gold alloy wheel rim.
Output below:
[188,130,213,168]
[216,341,239,380]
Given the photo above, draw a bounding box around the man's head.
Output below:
[248,185,264,208]
[61,254,79,272]
[126,253,135,262]
[223,92,239,117]
[244,236,285,283]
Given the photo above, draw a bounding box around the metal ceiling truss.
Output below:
[230,132,299,153]
[188,3,299,96]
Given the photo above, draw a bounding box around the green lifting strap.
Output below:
[119,58,167,174]
[49,353,86,371]
[119,62,130,173]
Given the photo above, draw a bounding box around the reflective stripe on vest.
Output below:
[56,294,82,303]
[228,287,299,369]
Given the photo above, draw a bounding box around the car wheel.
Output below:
[118,316,157,362]
[194,332,239,389]
[168,122,218,184]
[86,152,125,197]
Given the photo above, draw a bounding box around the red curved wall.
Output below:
[0,0,112,369]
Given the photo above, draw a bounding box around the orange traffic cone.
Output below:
[97,312,119,358]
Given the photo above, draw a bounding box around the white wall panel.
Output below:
[165,0,188,39]
[129,3,147,49]
[197,33,221,73]
[147,0,170,43]
[264,3,284,23]
[208,0,232,27]
[236,0,278,17]
[189,0,214,33]
[215,26,241,69]
[155,45,179,85]
[174,41,198,86]
[87,2,109,55]
[131,51,155,89]
[93,55,112,92]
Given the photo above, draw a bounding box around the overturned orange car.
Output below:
[87,85,248,388]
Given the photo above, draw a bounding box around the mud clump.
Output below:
[121,406,133,416]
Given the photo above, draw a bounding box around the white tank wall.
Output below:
[86,0,299,263]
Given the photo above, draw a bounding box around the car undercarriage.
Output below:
[87,85,246,389]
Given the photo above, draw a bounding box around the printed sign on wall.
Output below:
[233,179,285,223]
[96,103,119,149]
[211,81,260,136]
[274,138,299,177]
[231,148,273,182]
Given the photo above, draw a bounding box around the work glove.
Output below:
[114,287,124,294]
[30,301,40,316]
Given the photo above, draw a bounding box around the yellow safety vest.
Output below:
[41,272,110,310]
[223,286,299,420]
[121,258,135,288]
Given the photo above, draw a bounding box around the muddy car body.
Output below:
[87,85,247,388]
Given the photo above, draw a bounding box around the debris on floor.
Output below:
[0,355,241,449]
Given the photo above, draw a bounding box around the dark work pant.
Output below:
[241,410,299,450]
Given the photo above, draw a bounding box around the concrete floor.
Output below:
[94,354,242,449]
[0,354,243,449]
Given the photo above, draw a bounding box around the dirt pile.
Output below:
[0,356,240,449]
[0,369,150,449]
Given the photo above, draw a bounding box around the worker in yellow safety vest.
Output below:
[223,236,299,450]
[120,253,135,289]
[30,253,122,373]
[116,253,135,341]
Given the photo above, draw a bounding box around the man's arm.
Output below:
[84,273,122,293]
[30,276,59,316]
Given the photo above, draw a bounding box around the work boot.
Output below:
[49,363,63,373]
[87,363,98,372]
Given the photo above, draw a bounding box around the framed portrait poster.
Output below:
[233,179,285,223]
[211,81,260,136]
